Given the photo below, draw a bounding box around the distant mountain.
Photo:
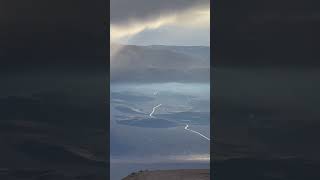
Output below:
[111,44,210,83]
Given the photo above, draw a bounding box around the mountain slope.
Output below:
[111,45,210,83]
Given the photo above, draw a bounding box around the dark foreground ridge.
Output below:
[123,169,210,180]
[213,158,320,180]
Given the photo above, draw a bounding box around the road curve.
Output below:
[149,104,162,118]
[185,124,210,141]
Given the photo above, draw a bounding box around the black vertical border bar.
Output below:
[106,0,111,178]
[210,0,214,178]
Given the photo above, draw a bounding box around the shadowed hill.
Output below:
[111,45,210,83]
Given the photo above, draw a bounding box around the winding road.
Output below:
[149,104,162,118]
[150,91,210,141]
[185,124,210,141]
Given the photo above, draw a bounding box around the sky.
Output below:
[0,0,318,67]
[110,0,210,46]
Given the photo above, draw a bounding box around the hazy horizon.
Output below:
[110,1,210,179]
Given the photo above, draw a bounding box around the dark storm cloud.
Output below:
[214,0,320,67]
[0,0,105,29]
[110,0,209,24]
[0,0,107,69]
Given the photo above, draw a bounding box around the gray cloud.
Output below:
[110,0,209,25]
[126,25,210,46]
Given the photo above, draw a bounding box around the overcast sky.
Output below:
[110,0,210,46]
